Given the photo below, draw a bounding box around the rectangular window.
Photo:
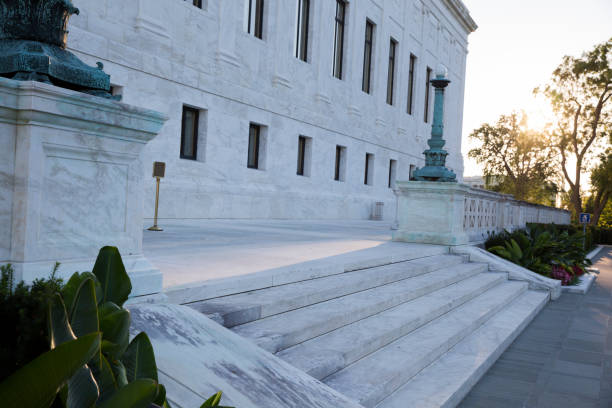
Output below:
[180,106,199,160]
[407,54,416,114]
[409,164,416,180]
[364,153,374,185]
[296,136,312,176]
[333,0,346,79]
[247,123,261,169]
[362,20,374,93]
[245,0,264,39]
[388,159,397,188]
[295,0,310,61]
[192,0,202,8]
[386,38,398,105]
[334,145,346,181]
[424,67,432,123]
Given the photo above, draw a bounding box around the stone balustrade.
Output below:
[393,181,570,246]
[462,187,571,243]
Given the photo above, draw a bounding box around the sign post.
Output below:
[147,162,166,232]
[579,213,591,250]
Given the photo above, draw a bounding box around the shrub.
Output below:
[591,227,612,245]
[0,263,63,382]
[487,224,592,286]
[0,248,232,408]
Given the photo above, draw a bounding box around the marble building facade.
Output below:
[66,0,476,221]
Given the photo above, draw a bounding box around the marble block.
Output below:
[128,303,365,408]
[0,78,167,296]
[392,181,471,245]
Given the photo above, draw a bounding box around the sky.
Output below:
[461,0,612,177]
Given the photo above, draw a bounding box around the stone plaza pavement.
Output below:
[143,219,394,289]
[460,247,612,408]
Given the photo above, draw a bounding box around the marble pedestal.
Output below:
[392,181,471,246]
[0,78,167,297]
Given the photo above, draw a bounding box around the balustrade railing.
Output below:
[462,187,571,243]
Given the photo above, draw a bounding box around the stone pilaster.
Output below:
[0,78,167,297]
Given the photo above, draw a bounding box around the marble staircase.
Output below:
[187,252,549,408]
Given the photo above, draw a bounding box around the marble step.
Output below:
[277,272,507,380]
[324,280,529,408]
[189,254,464,327]
[231,262,488,354]
[376,290,549,408]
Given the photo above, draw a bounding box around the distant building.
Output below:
[463,175,501,190]
[67,0,476,220]
[463,175,486,190]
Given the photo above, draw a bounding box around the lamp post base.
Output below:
[147,225,163,232]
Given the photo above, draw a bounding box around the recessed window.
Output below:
[180,106,199,160]
[407,54,416,114]
[362,20,374,94]
[185,0,203,8]
[409,164,416,180]
[424,67,432,123]
[296,135,312,177]
[334,145,347,181]
[333,0,346,79]
[364,153,374,185]
[295,0,310,62]
[244,0,264,39]
[386,38,398,105]
[388,159,397,188]
[247,123,261,169]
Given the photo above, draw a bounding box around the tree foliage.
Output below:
[537,38,612,219]
[589,149,612,225]
[468,112,557,204]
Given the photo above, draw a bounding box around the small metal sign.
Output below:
[152,161,166,178]
[579,213,591,224]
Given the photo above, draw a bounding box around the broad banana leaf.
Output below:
[96,378,158,408]
[69,277,100,338]
[122,332,158,383]
[0,333,101,408]
[92,246,132,307]
[99,302,130,359]
[48,294,100,408]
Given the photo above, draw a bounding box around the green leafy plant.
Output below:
[0,333,101,408]
[0,247,232,408]
[0,263,63,383]
[200,391,233,408]
[486,224,593,285]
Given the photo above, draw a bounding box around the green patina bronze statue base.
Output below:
[0,0,115,98]
[0,40,111,96]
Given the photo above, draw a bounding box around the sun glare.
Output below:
[524,96,555,132]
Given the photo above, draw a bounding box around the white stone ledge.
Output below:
[587,245,606,261]
[451,245,561,300]
[562,273,596,295]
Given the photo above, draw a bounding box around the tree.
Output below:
[537,38,612,220]
[589,150,612,225]
[598,201,612,228]
[468,112,558,204]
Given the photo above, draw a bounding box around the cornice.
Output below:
[442,0,478,33]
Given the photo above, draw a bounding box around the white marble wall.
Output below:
[0,121,15,263]
[0,79,166,295]
[67,0,476,221]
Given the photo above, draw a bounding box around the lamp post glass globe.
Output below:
[435,64,448,79]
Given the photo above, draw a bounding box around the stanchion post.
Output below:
[147,162,165,231]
